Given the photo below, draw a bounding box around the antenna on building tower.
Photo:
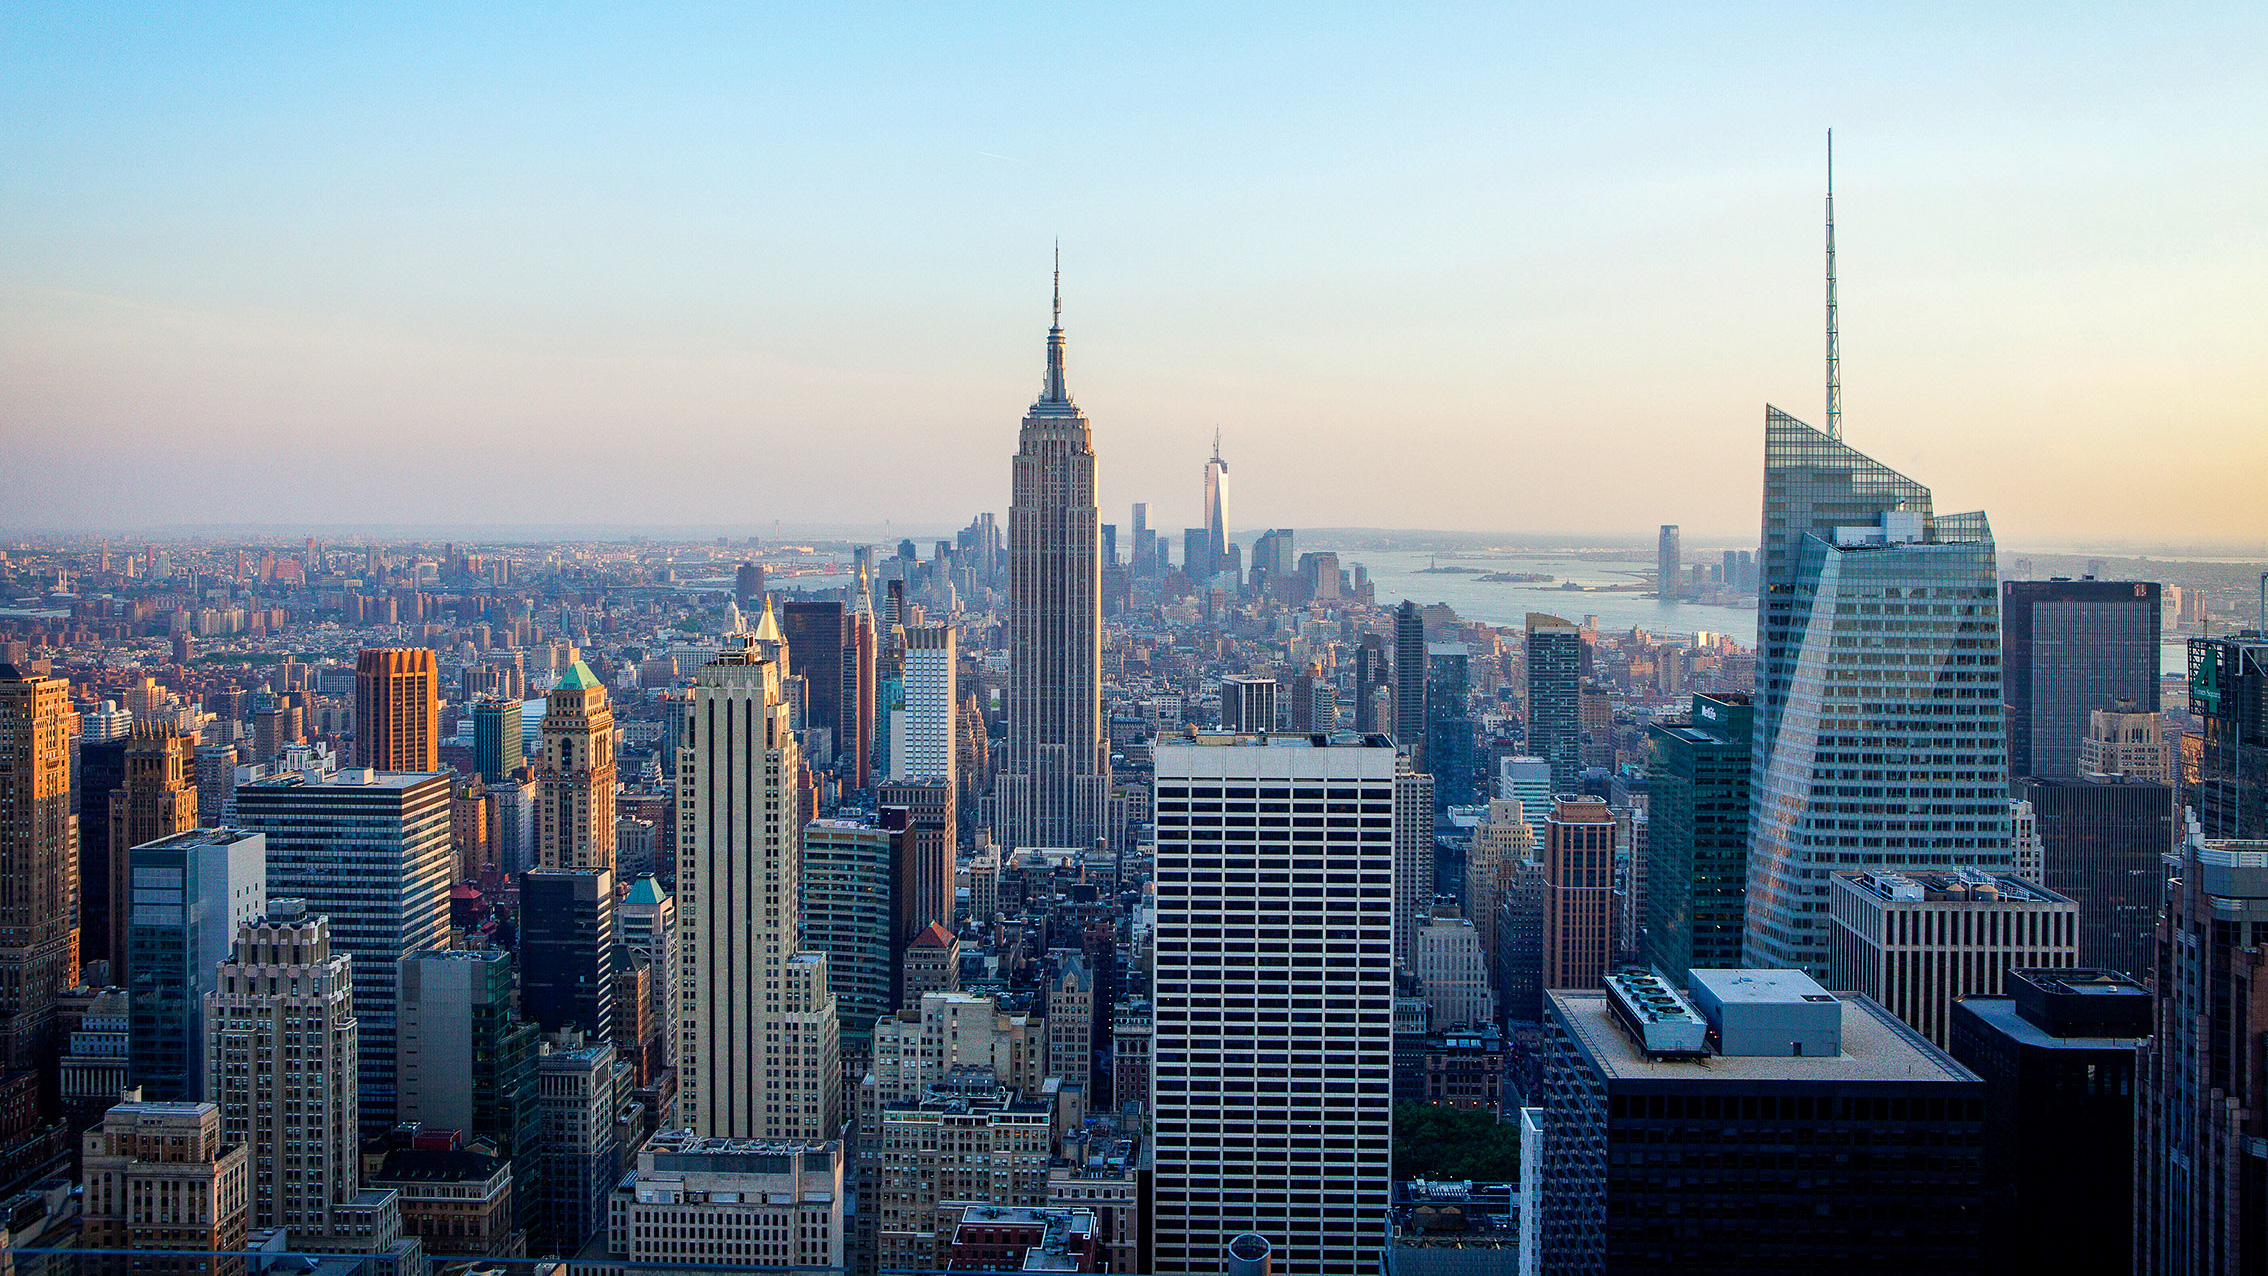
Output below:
[1825,128,1842,440]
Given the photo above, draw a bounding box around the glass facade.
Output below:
[1643,694,1752,984]
[2021,776,2173,981]
[2002,580,2160,780]
[1749,409,2008,975]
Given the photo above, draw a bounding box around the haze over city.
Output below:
[5,4,2265,543]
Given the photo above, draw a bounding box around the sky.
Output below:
[4,4,2265,548]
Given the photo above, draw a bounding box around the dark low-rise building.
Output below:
[1540,969,1985,1273]
[1950,968,2148,1276]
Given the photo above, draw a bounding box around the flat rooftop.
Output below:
[1551,991,1977,1085]
[1953,997,2148,1052]
[1688,967,1836,1007]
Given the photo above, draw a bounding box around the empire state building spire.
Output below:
[1039,241,1071,407]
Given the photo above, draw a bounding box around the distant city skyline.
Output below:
[4,7,2263,541]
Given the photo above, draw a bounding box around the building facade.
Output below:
[607,1132,845,1270]
[2185,633,2268,840]
[518,867,617,1045]
[1948,968,2149,1276]
[235,768,452,1132]
[2001,578,2159,781]
[1542,796,1615,995]
[1642,693,1752,984]
[1540,971,1985,1272]
[2135,820,2268,1273]
[2021,774,2172,980]
[997,272,1109,852]
[677,630,841,1139]
[1747,409,2009,975]
[206,900,360,1235]
[0,666,79,1090]
[1525,615,1582,792]
[1825,869,2078,1047]
[354,647,440,773]
[124,828,266,1100]
[1149,736,1397,1276]
[537,660,617,872]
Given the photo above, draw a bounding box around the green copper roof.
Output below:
[626,874,669,905]
[554,659,601,691]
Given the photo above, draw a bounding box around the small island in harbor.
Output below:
[1478,571,1553,583]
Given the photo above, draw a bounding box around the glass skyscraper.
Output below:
[1747,407,2010,975]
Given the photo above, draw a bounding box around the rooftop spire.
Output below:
[1212,426,1223,463]
[1040,241,1070,405]
[1825,128,1842,440]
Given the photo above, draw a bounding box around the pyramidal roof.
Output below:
[625,874,670,905]
[910,921,956,949]
[754,595,784,642]
[554,660,601,692]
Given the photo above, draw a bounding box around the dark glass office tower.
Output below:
[2002,579,2160,779]
[781,601,848,757]
[2185,633,2268,840]
[1643,693,1753,984]
[518,867,616,1046]
[1656,524,1682,602]
[1424,644,1475,808]
[1354,634,1385,733]
[2020,775,2172,981]
[471,696,523,785]
[124,829,265,1101]
[1525,614,1583,792]
[1394,601,1427,769]
[1950,968,2149,1276]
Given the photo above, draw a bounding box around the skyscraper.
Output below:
[106,722,199,977]
[997,258,1108,851]
[1949,968,2149,1276]
[2184,632,2268,840]
[206,899,361,1235]
[1393,601,1426,769]
[2136,819,2268,1272]
[1643,693,1753,984]
[781,600,848,765]
[237,769,452,1132]
[1746,407,2008,976]
[1219,676,1277,734]
[2001,579,2160,779]
[890,625,958,789]
[1393,765,1435,963]
[472,696,524,787]
[1541,795,1615,994]
[1353,633,1384,733]
[354,647,440,773]
[734,560,765,605]
[1424,643,1475,806]
[1825,868,2078,1047]
[0,664,78,1091]
[1656,524,1682,602]
[1524,614,1582,792]
[676,628,841,1139]
[1150,736,1397,1276]
[396,947,542,1225]
[537,660,617,872]
[124,828,265,1101]
[800,818,900,1054]
[1202,428,1229,568]
[519,867,616,1045]
[2021,774,2172,980]
[619,874,678,1077]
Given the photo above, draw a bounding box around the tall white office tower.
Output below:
[888,625,958,788]
[206,899,360,1234]
[1150,735,1397,1276]
[1745,408,2009,975]
[676,626,842,1140]
[995,254,1110,851]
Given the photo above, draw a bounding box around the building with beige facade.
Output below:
[1827,868,2079,1047]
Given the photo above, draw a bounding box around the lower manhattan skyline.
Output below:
[5,6,2265,542]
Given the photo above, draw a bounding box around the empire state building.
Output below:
[995,259,1109,850]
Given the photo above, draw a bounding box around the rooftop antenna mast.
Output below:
[1825,128,1842,439]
